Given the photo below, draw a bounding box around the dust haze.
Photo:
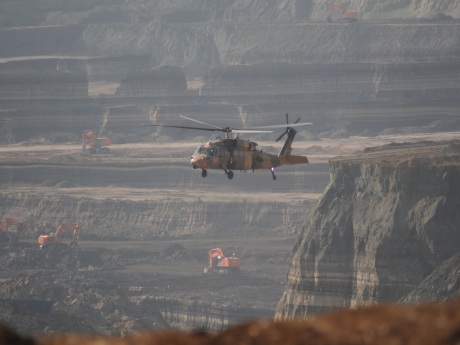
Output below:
[0,0,459,338]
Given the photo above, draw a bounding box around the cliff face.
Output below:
[1,2,460,144]
[275,141,460,318]
[2,2,460,78]
[0,192,309,240]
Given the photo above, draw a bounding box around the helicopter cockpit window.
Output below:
[207,148,215,156]
[194,146,205,155]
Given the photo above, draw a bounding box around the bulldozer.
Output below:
[81,130,111,155]
[205,248,241,273]
[38,223,81,248]
[326,2,358,22]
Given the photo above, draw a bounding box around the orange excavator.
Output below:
[38,223,81,248]
[81,130,111,154]
[206,248,241,273]
[326,2,358,22]
[0,218,28,245]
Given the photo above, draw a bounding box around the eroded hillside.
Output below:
[276,140,460,319]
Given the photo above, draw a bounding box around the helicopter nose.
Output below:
[191,154,206,169]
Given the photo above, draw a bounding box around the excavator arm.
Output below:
[326,2,358,22]
[38,223,81,247]
[209,248,225,268]
[82,130,111,154]
[208,248,241,271]
[0,218,28,232]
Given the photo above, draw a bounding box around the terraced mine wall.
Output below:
[2,20,460,144]
[0,191,311,239]
[3,59,460,144]
[138,297,272,333]
[0,158,328,238]
[275,141,460,319]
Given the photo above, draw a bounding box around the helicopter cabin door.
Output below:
[230,149,252,171]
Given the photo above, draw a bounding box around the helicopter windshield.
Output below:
[194,146,206,155]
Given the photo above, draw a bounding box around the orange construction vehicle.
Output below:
[206,248,241,273]
[38,223,81,248]
[0,218,28,244]
[326,2,358,22]
[82,130,111,154]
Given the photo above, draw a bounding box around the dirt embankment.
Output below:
[2,299,460,345]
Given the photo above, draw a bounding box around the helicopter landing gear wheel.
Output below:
[201,169,207,178]
[224,169,234,180]
[270,168,277,181]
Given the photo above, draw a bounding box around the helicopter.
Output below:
[145,114,312,180]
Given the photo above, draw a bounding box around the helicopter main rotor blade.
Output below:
[179,116,222,130]
[233,129,274,134]
[252,122,313,129]
[142,124,222,132]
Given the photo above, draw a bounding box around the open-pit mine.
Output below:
[1,1,460,344]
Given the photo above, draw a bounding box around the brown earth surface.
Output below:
[1,298,460,345]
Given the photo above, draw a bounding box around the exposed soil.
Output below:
[3,298,460,345]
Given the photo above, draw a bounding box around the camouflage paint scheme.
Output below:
[190,137,308,172]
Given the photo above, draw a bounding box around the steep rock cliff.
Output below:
[275,141,460,318]
[401,252,460,302]
[0,192,309,240]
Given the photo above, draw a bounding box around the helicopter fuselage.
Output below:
[191,138,284,173]
[145,113,311,180]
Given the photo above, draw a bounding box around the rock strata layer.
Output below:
[276,141,460,318]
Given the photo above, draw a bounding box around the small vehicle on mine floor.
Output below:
[38,223,81,249]
[326,2,358,23]
[0,217,28,246]
[204,248,241,274]
[81,130,111,155]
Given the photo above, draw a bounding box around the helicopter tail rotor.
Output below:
[275,113,301,142]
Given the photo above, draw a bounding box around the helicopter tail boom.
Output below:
[277,127,309,165]
[281,154,309,165]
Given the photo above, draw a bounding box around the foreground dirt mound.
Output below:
[2,299,460,345]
